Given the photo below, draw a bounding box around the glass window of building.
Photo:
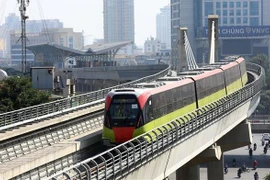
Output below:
[229,2,234,8]
[216,9,221,16]
[250,1,259,16]
[243,2,248,8]
[230,18,234,24]
[236,9,241,16]
[223,18,228,24]
[229,9,234,16]
[69,41,73,48]
[60,37,64,45]
[205,2,213,15]
[223,2,227,8]
[223,10,227,16]
[243,17,248,24]
[236,2,241,8]
[237,17,241,24]
[243,9,248,16]
[216,2,221,8]
[250,17,259,26]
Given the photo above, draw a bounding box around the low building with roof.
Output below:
[27,41,133,68]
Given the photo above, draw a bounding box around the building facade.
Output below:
[10,28,83,67]
[103,0,134,55]
[4,13,63,33]
[4,13,20,31]
[156,5,171,49]
[103,0,134,43]
[0,26,10,59]
[171,0,270,70]
[144,37,166,55]
[3,13,65,67]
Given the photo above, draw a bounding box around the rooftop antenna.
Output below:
[17,0,30,73]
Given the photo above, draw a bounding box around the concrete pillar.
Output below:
[208,15,219,63]
[176,165,200,180]
[207,154,224,180]
[188,144,222,166]
[217,120,252,152]
[177,27,188,72]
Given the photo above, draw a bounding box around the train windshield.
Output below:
[109,95,139,122]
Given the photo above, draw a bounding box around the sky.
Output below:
[0,0,170,46]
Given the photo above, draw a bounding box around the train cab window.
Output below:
[108,95,140,123]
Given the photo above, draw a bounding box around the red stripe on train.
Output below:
[112,127,135,143]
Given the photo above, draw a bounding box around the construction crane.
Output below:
[17,0,30,73]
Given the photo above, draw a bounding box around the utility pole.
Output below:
[18,0,30,73]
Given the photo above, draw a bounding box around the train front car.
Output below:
[102,89,145,146]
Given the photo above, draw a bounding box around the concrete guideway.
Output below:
[122,97,254,180]
[0,103,104,142]
[48,63,264,180]
[0,128,102,180]
[0,104,104,179]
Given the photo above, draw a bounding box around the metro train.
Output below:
[102,57,248,146]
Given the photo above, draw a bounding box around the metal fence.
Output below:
[49,63,265,180]
[0,65,170,131]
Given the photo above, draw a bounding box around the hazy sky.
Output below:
[0,0,170,46]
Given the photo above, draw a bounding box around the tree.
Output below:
[256,90,270,114]
[0,77,51,113]
[249,53,269,74]
[264,173,270,180]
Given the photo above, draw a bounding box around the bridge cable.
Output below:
[184,31,198,70]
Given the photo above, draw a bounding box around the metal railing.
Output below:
[0,65,170,131]
[49,63,264,180]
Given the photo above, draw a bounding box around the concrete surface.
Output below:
[169,133,270,180]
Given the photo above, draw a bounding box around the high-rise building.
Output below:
[103,0,134,43]
[4,13,20,31]
[171,0,270,70]
[170,0,195,70]
[4,13,63,33]
[0,26,10,59]
[26,19,64,33]
[156,5,171,49]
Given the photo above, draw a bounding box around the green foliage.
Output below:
[255,90,270,114]
[264,173,270,180]
[249,53,270,114]
[249,53,269,73]
[0,77,50,113]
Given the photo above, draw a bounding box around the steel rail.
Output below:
[48,63,265,180]
[0,65,170,131]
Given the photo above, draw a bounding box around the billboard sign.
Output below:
[201,26,270,37]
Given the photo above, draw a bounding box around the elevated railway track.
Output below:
[3,62,264,179]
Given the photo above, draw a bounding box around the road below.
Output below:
[169,133,270,179]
